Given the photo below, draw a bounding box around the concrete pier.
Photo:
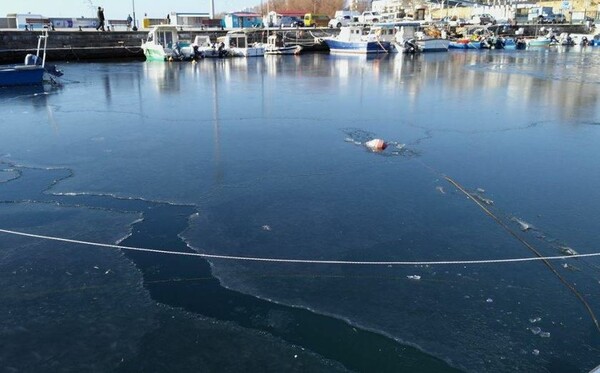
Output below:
[0,23,590,64]
[0,29,228,63]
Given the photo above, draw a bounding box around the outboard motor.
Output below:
[45,64,64,77]
[218,42,226,58]
[403,39,417,54]
[581,36,589,46]
[566,35,573,46]
[494,37,504,49]
[24,54,40,66]
[172,42,183,60]
[192,44,203,59]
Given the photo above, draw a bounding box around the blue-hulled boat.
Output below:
[0,28,62,87]
[322,24,393,54]
[448,39,482,49]
[0,65,45,86]
[503,37,527,50]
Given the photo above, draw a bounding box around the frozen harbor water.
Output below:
[1,49,600,372]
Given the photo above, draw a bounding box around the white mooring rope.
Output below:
[0,228,599,266]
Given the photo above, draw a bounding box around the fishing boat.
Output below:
[526,30,558,47]
[141,25,202,61]
[526,36,553,47]
[220,30,265,57]
[503,37,527,50]
[449,27,495,50]
[393,22,449,53]
[321,24,393,54]
[192,35,229,58]
[0,28,63,87]
[448,38,482,49]
[264,34,303,55]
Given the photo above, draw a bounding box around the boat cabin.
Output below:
[146,25,188,49]
[337,25,371,42]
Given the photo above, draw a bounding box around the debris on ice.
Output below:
[511,217,533,231]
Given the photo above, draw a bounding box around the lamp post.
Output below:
[132,0,138,31]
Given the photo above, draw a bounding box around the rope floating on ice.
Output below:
[0,227,599,266]
[444,176,600,333]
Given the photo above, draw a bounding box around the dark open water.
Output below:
[1,49,600,372]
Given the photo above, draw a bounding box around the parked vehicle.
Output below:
[539,13,566,24]
[470,14,496,25]
[303,13,330,27]
[331,10,359,21]
[291,18,304,27]
[278,17,302,27]
[357,11,381,24]
[528,7,555,23]
[440,16,468,27]
[328,15,355,28]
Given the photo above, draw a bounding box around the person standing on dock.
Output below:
[96,6,105,31]
[127,14,132,31]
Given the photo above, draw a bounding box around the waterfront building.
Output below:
[222,12,263,29]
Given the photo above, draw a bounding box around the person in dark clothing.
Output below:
[96,7,105,31]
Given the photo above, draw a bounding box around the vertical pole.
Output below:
[132,0,138,31]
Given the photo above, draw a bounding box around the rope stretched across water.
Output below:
[0,227,599,265]
[444,176,600,333]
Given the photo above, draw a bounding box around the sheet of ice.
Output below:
[1,52,600,372]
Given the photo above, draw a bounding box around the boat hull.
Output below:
[393,39,450,53]
[142,45,166,61]
[0,65,45,86]
[323,39,392,54]
[527,39,552,47]
[265,45,303,55]
[416,39,450,52]
[229,46,265,57]
[448,40,482,49]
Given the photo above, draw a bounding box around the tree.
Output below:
[250,0,345,16]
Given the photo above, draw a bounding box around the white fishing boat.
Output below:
[222,30,265,57]
[141,25,201,61]
[264,34,302,55]
[322,23,394,54]
[192,35,229,58]
[392,22,449,53]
